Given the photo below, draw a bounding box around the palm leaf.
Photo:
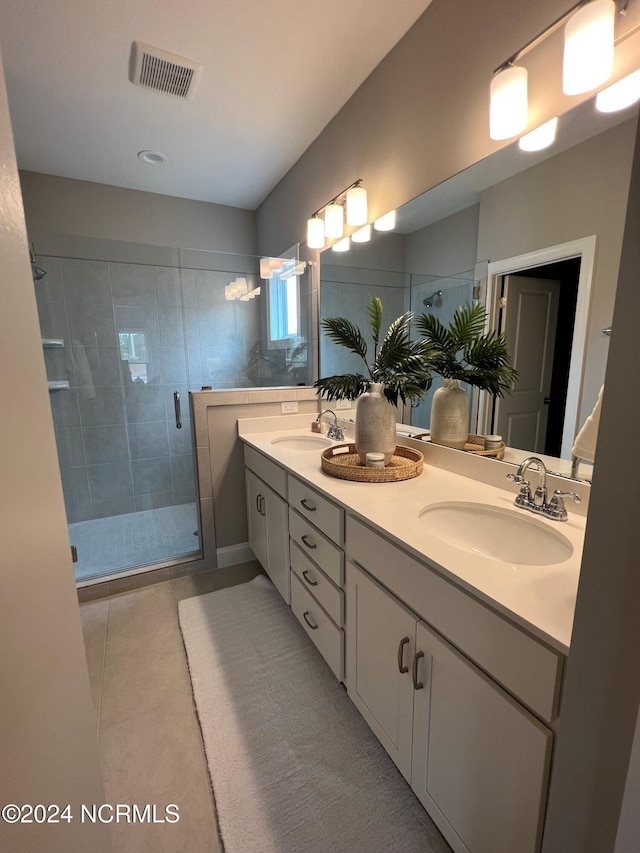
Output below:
[367,296,383,348]
[314,373,369,401]
[448,302,487,349]
[320,317,368,366]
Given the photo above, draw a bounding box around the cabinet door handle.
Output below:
[412,650,425,690]
[302,569,318,587]
[300,498,316,512]
[260,496,266,516]
[397,637,410,674]
[301,534,317,550]
[256,493,262,513]
[303,611,319,630]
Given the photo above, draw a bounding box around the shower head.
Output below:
[422,290,442,309]
[29,244,47,281]
[32,262,47,282]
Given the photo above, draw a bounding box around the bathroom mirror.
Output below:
[319,94,639,480]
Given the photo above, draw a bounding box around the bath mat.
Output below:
[178,575,451,853]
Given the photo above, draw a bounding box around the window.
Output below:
[268,272,299,348]
[118,330,149,382]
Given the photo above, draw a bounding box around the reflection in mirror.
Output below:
[318,95,639,481]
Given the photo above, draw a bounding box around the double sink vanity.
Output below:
[239,412,588,853]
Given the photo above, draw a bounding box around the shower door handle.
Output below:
[173,391,182,429]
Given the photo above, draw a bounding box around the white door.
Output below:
[345,561,416,782]
[411,621,553,853]
[494,275,560,453]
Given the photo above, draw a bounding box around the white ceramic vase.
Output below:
[355,382,397,465]
[430,379,469,449]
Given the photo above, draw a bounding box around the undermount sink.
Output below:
[270,435,333,451]
[418,501,573,566]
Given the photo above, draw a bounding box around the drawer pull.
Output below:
[397,637,410,674]
[302,569,318,587]
[412,650,425,690]
[303,610,319,630]
[300,498,317,512]
[301,534,317,550]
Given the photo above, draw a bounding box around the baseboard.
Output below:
[216,542,254,568]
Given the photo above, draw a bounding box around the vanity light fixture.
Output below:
[596,69,640,111]
[351,224,372,243]
[259,258,273,279]
[332,236,350,252]
[489,0,626,140]
[518,117,559,151]
[306,179,366,248]
[374,210,397,231]
[307,215,325,250]
[563,0,615,95]
[490,65,528,140]
[346,184,368,226]
[324,203,344,239]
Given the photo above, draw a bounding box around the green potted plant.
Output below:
[415,301,517,448]
[314,297,433,463]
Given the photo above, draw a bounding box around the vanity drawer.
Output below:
[244,446,287,499]
[289,509,344,588]
[288,475,343,545]
[291,572,344,681]
[291,540,344,626]
[346,515,564,723]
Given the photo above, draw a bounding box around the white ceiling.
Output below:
[0,0,433,210]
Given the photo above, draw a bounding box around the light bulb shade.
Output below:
[259,258,273,279]
[235,277,248,295]
[307,216,325,249]
[332,237,350,253]
[563,0,615,95]
[224,284,233,300]
[374,210,396,231]
[490,65,528,140]
[346,185,368,226]
[518,117,558,152]
[324,203,344,238]
[351,224,371,243]
[596,70,640,112]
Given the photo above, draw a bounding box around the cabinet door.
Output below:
[411,621,552,853]
[264,486,290,604]
[245,470,267,569]
[345,561,416,782]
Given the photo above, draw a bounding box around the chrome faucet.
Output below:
[317,409,344,441]
[506,456,580,521]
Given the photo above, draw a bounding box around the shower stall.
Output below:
[33,241,310,584]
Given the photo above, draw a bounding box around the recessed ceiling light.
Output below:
[137,149,168,165]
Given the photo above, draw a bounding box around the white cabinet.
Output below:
[245,469,289,603]
[347,561,553,853]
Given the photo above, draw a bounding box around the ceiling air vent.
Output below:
[130,41,201,100]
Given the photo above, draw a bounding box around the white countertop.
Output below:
[239,419,585,654]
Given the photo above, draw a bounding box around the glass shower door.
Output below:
[36,251,201,583]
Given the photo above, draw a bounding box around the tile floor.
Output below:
[80,561,264,852]
[72,503,200,581]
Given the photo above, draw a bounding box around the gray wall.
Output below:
[20,170,257,254]
[405,205,479,278]
[0,51,108,852]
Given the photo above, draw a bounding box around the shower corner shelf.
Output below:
[42,338,65,348]
[48,380,70,392]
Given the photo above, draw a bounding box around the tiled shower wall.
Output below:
[36,256,263,522]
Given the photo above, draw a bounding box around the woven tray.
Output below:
[463,434,505,459]
[321,444,423,483]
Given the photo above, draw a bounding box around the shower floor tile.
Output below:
[70,503,199,581]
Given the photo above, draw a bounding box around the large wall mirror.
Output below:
[319,94,639,480]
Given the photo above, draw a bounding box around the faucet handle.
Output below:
[546,489,581,520]
[507,472,532,505]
